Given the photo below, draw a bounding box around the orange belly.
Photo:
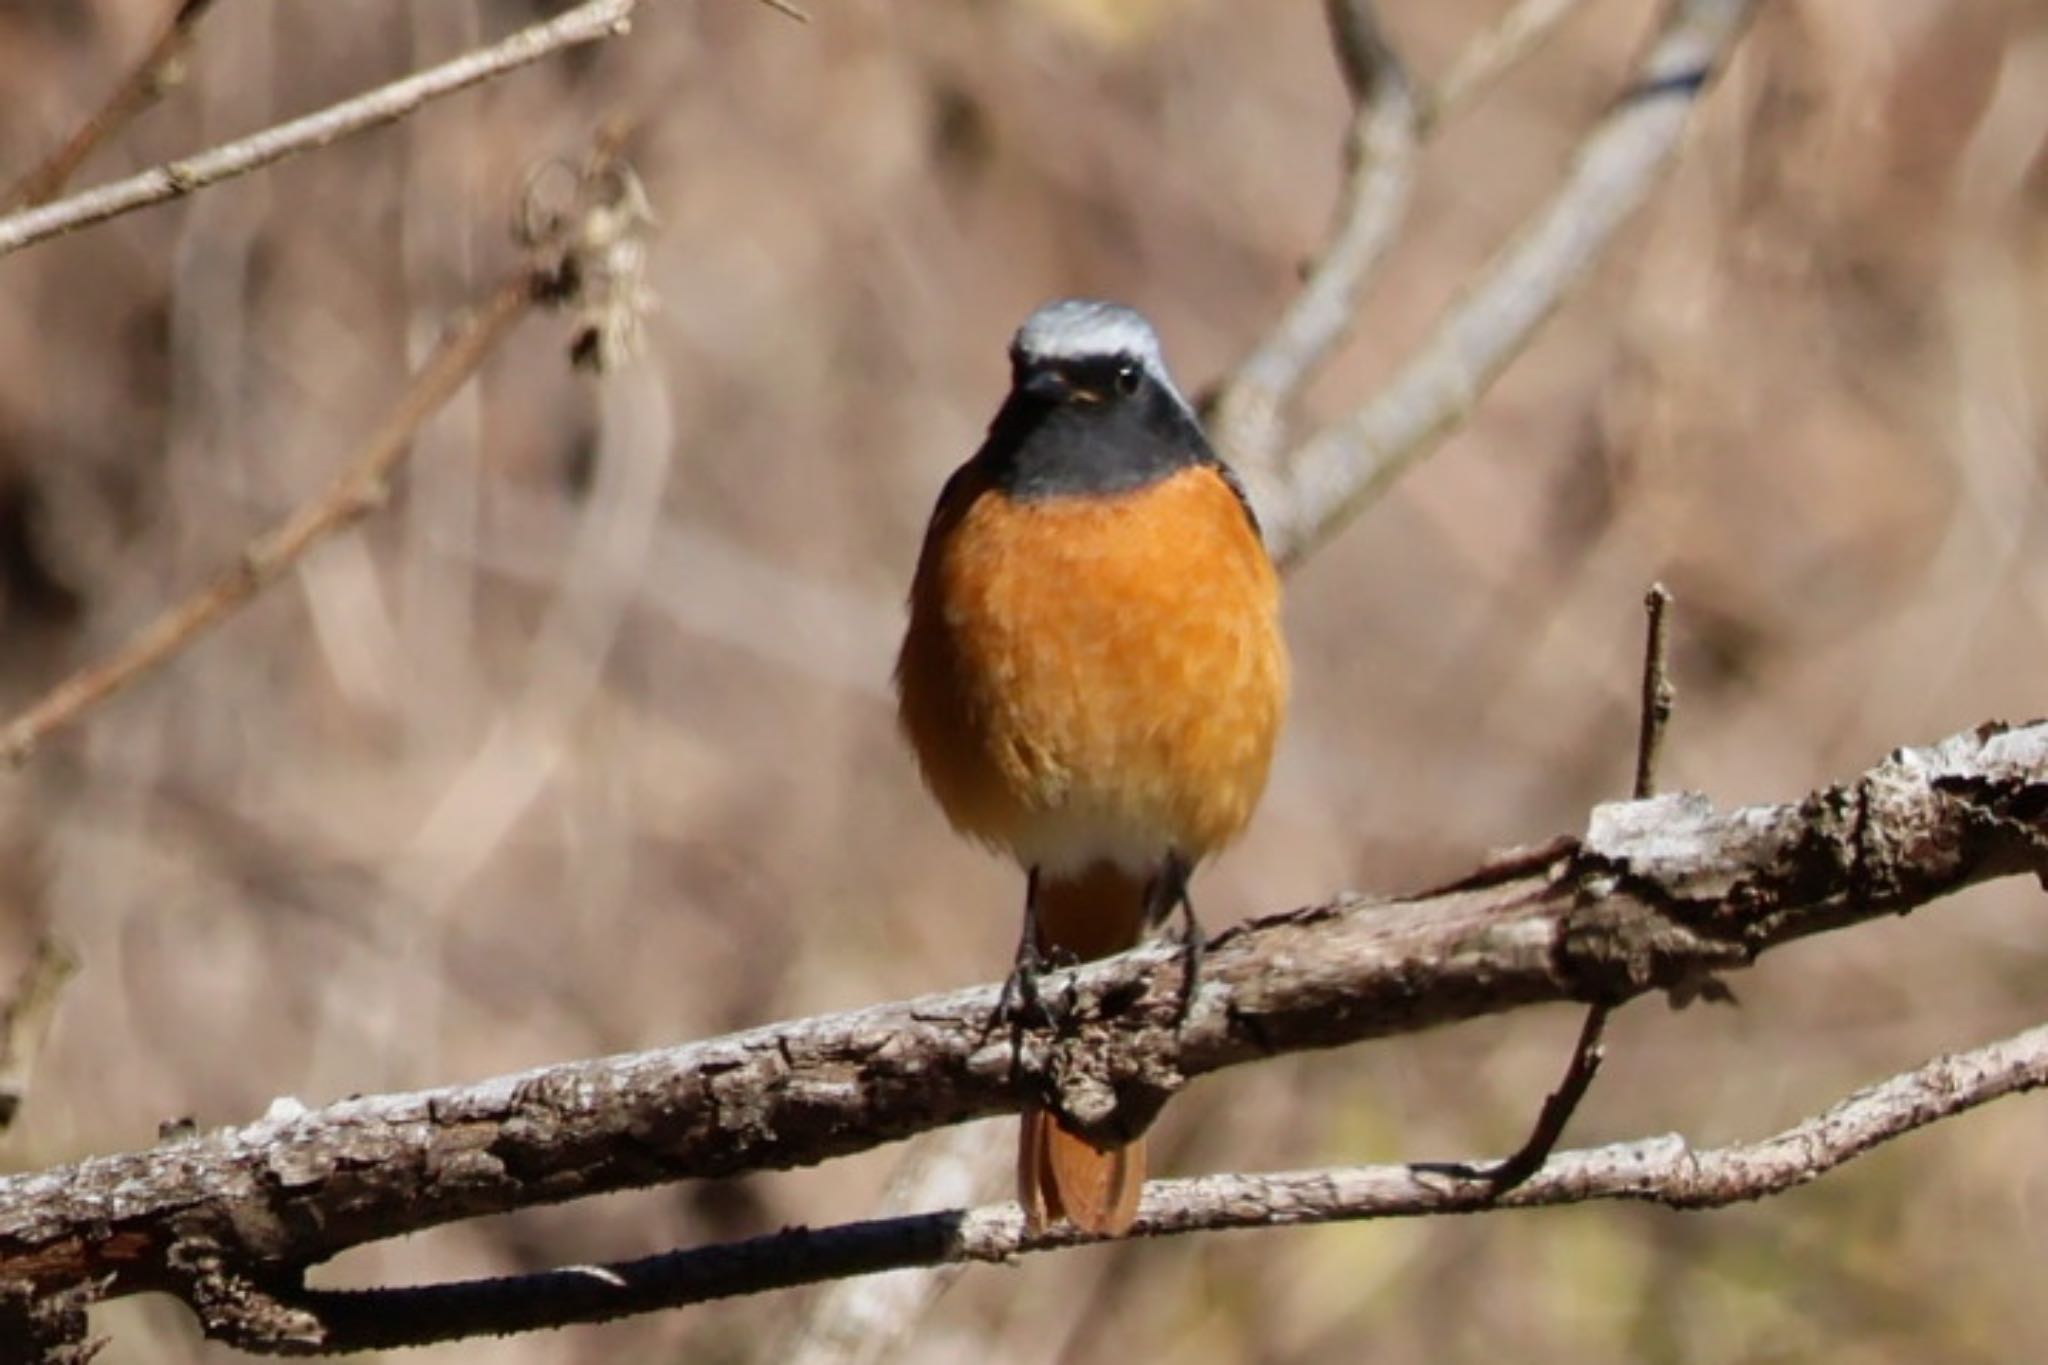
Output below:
[896,466,1287,879]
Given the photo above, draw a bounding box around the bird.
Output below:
[895,299,1288,1236]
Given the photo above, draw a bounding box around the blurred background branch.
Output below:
[0,936,77,1136]
[1430,0,1588,122]
[1204,0,1418,467]
[0,0,638,257]
[1245,0,1757,564]
[0,274,533,768]
[0,135,654,770]
[1,0,223,212]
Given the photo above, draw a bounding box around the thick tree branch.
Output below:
[174,1016,2048,1352]
[0,718,2042,1349]
[1259,0,1759,565]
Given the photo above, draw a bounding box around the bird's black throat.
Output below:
[980,375,1220,504]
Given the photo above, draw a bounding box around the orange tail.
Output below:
[1019,863,1150,1236]
[1020,1108,1145,1236]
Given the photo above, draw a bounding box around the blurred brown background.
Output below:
[2,0,2046,1361]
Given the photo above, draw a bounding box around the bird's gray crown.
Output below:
[1010,299,1184,401]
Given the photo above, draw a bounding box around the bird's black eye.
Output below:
[1113,362,1141,396]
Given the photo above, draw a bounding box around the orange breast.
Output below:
[896,465,1287,876]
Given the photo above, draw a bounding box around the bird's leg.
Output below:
[1146,851,1202,1019]
[992,867,1050,1031]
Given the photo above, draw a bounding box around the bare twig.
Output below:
[181,1019,2048,1352]
[1259,0,1760,565]
[1430,0,1589,124]
[0,0,636,259]
[1634,583,1677,799]
[0,718,2043,1348]
[3,0,225,211]
[1467,585,1679,1191]
[1208,0,1420,469]
[0,935,79,1135]
[1449,992,1612,1192]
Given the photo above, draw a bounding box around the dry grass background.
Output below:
[1,0,2046,1361]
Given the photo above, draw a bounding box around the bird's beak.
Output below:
[1019,366,1070,403]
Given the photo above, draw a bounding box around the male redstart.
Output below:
[896,300,1288,1235]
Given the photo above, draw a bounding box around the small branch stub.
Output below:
[1635,583,1676,801]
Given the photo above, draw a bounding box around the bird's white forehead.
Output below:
[1011,299,1169,373]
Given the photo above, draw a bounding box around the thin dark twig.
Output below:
[1448,996,1611,1191]
[1477,586,1680,1191]
[1634,582,1676,800]
[3,0,224,211]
